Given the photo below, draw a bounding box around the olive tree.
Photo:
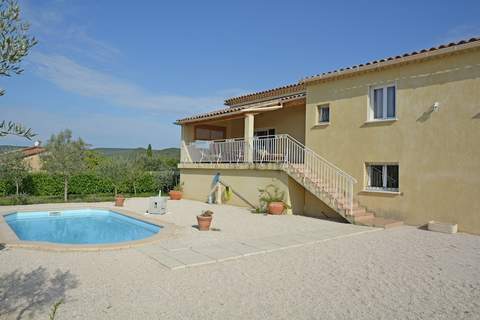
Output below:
[0,0,37,139]
[98,158,126,196]
[42,130,87,201]
[0,151,29,195]
[0,120,35,139]
[126,158,144,196]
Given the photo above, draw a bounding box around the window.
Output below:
[366,164,399,191]
[194,125,226,140]
[317,104,330,123]
[369,85,396,120]
[254,128,275,137]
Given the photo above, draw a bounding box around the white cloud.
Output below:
[0,104,180,148]
[29,52,239,114]
[22,0,121,63]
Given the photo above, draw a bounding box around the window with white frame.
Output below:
[366,164,399,191]
[369,85,396,120]
[317,104,330,124]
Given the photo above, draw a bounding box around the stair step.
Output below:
[285,162,401,229]
[356,217,403,229]
[339,203,360,210]
[352,213,375,222]
[351,208,371,217]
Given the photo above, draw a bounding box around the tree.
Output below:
[0,151,29,195]
[84,150,106,171]
[42,130,87,201]
[146,144,153,158]
[126,155,144,196]
[0,0,37,138]
[0,0,37,92]
[98,158,126,196]
[0,120,35,139]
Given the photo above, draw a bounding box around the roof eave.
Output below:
[176,93,306,125]
[301,39,480,85]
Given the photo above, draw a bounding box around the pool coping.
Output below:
[0,206,179,252]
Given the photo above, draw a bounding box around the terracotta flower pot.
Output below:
[268,202,285,215]
[169,190,183,200]
[115,195,125,207]
[197,215,212,231]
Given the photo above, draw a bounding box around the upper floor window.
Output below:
[194,125,226,141]
[369,85,396,120]
[317,104,330,124]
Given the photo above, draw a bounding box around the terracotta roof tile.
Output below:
[177,37,479,125]
[301,37,480,83]
[224,83,306,106]
[21,146,46,157]
[176,92,306,124]
[175,105,247,124]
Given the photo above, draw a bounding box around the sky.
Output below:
[1,0,479,149]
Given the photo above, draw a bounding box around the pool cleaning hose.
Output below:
[212,172,255,208]
[224,186,232,202]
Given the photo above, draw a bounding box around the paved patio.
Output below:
[1,198,479,319]
[1,198,376,268]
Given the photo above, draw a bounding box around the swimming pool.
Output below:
[4,209,161,245]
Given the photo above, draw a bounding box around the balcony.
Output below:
[181,134,304,165]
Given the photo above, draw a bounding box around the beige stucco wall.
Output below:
[180,166,312,215]
[180,104,306,161]
[305,49,480,233]
[181,104,305,142]
[23,155,42,172]
[253,104,306,143]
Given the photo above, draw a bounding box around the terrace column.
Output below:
[244,113,254,163]
[180,125,192,163]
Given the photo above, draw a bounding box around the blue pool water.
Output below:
[4,209,161,244]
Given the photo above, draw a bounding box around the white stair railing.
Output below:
[181,134,357,216]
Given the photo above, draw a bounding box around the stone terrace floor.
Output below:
[0,198,479,319]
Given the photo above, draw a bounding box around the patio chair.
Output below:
[199,149,222,163]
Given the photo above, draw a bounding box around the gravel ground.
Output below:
[1,199,479,319]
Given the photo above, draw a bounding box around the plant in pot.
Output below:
[115,194,125,207]
[169,182,184,200]
[197,210,214,231]
[97,158,126,207]
[259,184,290,215]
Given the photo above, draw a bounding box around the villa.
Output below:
[0,143,46,172]
[176,37,480,234]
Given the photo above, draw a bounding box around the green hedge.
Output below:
[0,170,178,197]
[23,173,63,196]
[69,174,113,195]
[0,193,159,206]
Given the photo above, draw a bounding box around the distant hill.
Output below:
[0,145,26,153]
[0,145,180,159]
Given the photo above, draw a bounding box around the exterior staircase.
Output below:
[183,134,403,228]
[281,136,403,228]
[285,165,402,228]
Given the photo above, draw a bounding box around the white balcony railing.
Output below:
[181,134,357,216]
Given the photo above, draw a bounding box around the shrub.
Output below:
[135,172,158,193]
[0,179,12,196]
[69,174,113,195]
[0,170,178,200]
[25,173,63,196]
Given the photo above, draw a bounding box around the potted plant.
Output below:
[197,210,214,231]
[115,194,125,207]
[169,182,184,200]
[259,184,290,215]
